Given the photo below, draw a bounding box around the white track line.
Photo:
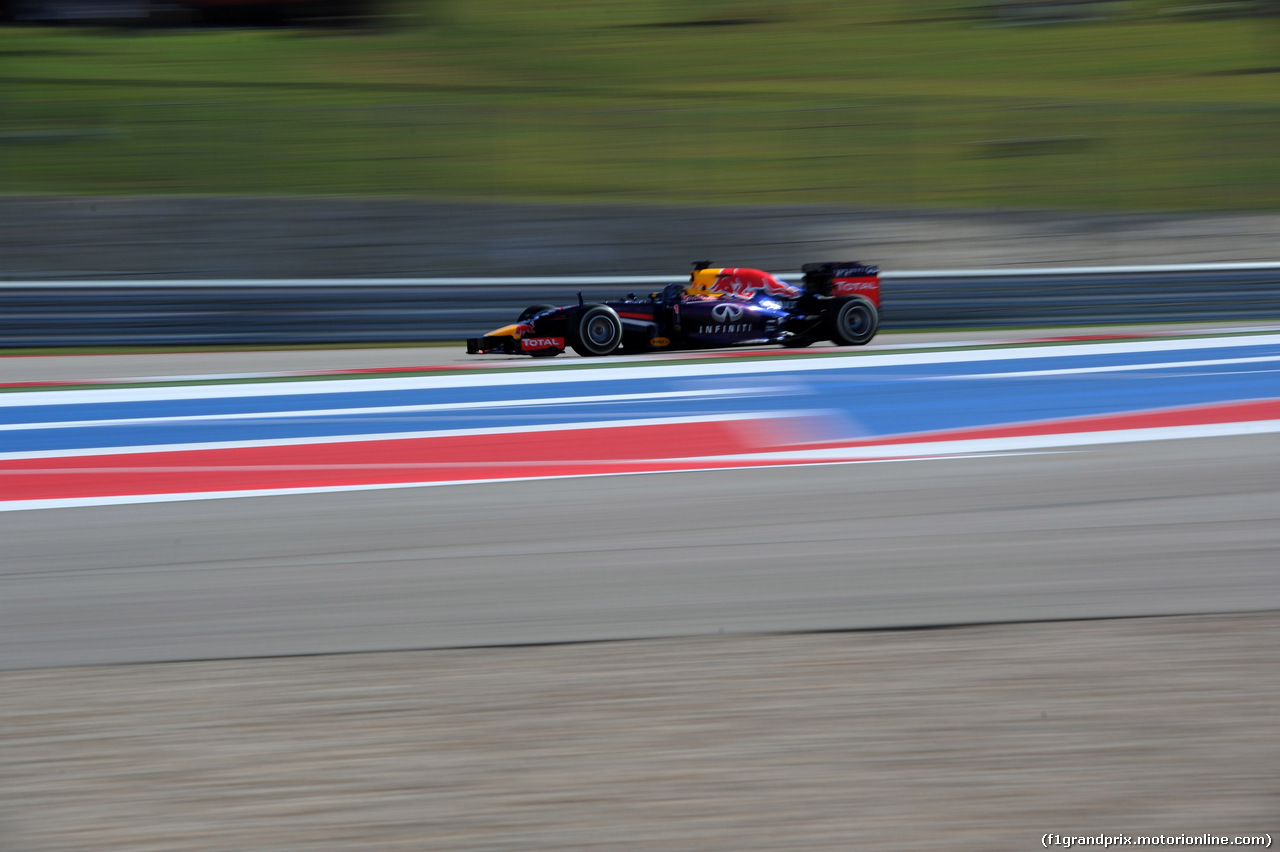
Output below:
[0,453,1036,514]
[0,411,808,462]
[939,354,1280,379]
[5,333,1280,408]
[683,419,1280,463]
[5,418,1280,513]
[0,387,776,433]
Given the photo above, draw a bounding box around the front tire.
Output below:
[828,297,878,346]
[568,304,623,356]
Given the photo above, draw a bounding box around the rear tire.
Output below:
[828,297,878,346]
[568,304,623,357]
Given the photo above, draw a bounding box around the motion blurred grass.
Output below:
[2,0,1279,208]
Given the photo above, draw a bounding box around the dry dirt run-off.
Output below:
[1,614,1277,851]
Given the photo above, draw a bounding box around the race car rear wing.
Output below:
[801,261,881,307]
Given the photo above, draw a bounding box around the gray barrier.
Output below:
[2,266,1279,348]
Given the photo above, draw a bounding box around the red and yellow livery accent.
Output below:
[687,267,804,300]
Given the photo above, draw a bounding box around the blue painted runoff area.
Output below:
[3,338,1279,455]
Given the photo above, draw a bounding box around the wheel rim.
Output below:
[587,316,617,347]
[841,304,869,337]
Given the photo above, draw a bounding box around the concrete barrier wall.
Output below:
[2,265,1279,347]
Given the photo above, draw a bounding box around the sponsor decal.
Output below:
[698,324,754,334]
[834,278,879,296]
[520,337,564,351]
[711,303,745,323]
[760,278,803,299]
[650,337,671,347]
[704,269,803,300]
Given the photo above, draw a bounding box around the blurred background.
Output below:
[7,0,1280,283]
[3,0,1279,210]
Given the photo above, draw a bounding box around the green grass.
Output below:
[3,0,1280,209]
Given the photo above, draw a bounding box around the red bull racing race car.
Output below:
[466,261,881,357]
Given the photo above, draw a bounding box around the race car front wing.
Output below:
[466,334,565,356]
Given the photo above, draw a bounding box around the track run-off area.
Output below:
[3,328,1279,852]
[4,328,1280,512]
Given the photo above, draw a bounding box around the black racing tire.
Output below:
[827,297,879,346]
[568,304,623,357]
[518,304,556,322]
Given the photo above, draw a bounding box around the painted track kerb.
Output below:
[0,412,804,463]
[3,331,1280,512]
[0,387,772,432]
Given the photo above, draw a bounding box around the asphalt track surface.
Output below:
[3,327,1279,670]
[3,434,1278,671]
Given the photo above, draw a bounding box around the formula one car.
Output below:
[465,261,880,357]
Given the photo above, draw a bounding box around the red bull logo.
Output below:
[689,267,802,300]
